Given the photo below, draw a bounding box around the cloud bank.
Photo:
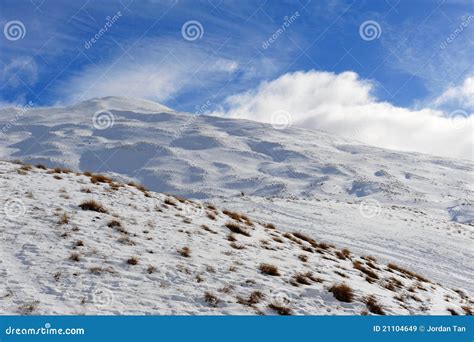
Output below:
[54,39,240,106]
[213,70,473,160]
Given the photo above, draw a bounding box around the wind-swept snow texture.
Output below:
[0,97,472,314]
[0,161,472,315]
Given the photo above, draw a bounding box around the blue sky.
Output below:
[0,0,473,114]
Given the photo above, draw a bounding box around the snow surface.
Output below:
[0,161,471,315]
[0,97,472,315]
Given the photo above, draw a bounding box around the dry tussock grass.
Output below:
[259,263,280,276]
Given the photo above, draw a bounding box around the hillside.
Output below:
[0,97,472,214]
[0,161,472,315]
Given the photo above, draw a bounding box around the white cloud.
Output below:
[213,70,473,160]
[55,39,239,104]
[433,76,474,110]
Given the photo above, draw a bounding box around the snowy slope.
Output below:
[0,96,472,296]
[0,97,472,212]
[0,161,472,315]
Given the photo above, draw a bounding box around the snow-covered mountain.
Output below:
[0,97,472,205]
[0,97,472,313]
[0,161,471,315]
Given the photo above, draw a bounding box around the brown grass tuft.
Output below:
[364,296,385,315]
[204,292,219,307]
[127,256,139,265]
[259,263,280,276]
[387,263,428,282]
[58,213,70,225]
[237,291,265,306]
[89,174,113,184]
[147,265,157,274]
[292,232,318,247]
[206,212,217,220]
[223,210,253,226]
[353,260,379,280]
[177,246,191,257]
[298,254,308,262]
[107,219,122,228]
[79,200,108,213]
[118,236,135,245]
[293,273,312,285]
[225,222,250,236]
[329,283,353,302]
[69,252,81,262]
[164,198,177,206]
[268,303,292,315]
[336,248,351,260]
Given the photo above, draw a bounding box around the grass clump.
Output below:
[259,263,280,276]
[237,291,265,306]
[364,296,385,315]
[164,198,177,206]
[127,256,139,265]
[268,303,292,315]
[69,252,81,262]
[387,263,428,282]
[225,222,250,237]
[58,213,70,225]
[292,232,317,247]
[79,200,108,213]
[89,174,113,184]
[204,292,219,307]
[177,246,191,258]
[329,283,353,302]
[353,260,379,281]
[223,210,253,226]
